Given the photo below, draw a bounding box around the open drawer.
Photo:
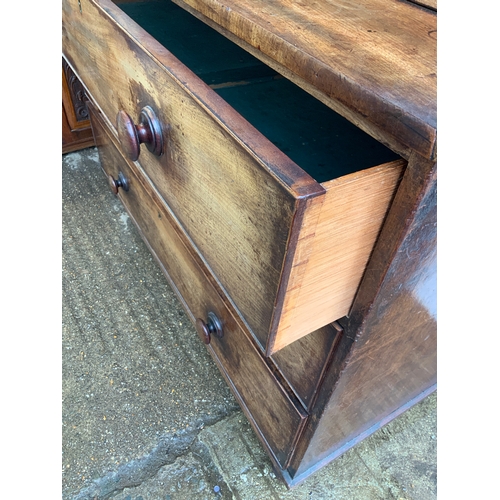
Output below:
[62,0,406,355]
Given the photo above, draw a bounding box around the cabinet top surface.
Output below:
[174,0,437,158]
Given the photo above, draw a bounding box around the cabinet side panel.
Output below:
[291,154,436,479]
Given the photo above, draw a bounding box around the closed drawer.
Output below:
[63,0,406,355]
[88,101,307,468]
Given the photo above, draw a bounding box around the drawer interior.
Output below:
[116,0,399,183]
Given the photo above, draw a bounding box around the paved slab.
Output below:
[62,148,437,500]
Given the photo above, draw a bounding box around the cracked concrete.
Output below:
[73,430,199,500]
[62,148,437,499]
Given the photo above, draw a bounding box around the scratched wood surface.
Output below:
[89,102,307,468]
[62,0,316,354]
[64,0,437,485]
[63,0,408,353]
[174,0,437,160]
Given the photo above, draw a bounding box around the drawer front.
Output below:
[88,102,307,468]
[62,0,324,355]
[63,0,405,355]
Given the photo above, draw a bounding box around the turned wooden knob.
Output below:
[108,172,129,195]
[195,312,223,345]
[116,106,163,161]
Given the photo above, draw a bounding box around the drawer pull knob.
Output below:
[116,106,163,161]
[108,172,129,195]
[195,312,223,345]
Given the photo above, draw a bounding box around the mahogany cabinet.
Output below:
[62,0,436,486]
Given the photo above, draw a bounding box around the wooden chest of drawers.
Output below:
[62,0,436,486]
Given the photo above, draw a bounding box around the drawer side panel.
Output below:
[272,160,406,352]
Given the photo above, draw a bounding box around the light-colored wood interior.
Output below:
[272,159,406,353]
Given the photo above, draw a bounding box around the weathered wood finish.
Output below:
[409,0,437,11]
[89,102,308,468]
[63,0,437,487]
[63,0,405,354]
[173,0,437,160]
[63,0,316,355]
[287,152,437,483]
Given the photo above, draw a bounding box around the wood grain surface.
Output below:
[62,0,319,353]
[63,0,407,353]
[271,323,342,410]
[289,152,437,481]
[271,159,405,352]
[174,0,437,160]
[89,102,307,468]
[64,0,437,485]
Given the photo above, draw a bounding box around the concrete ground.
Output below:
[62,147,437,500]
